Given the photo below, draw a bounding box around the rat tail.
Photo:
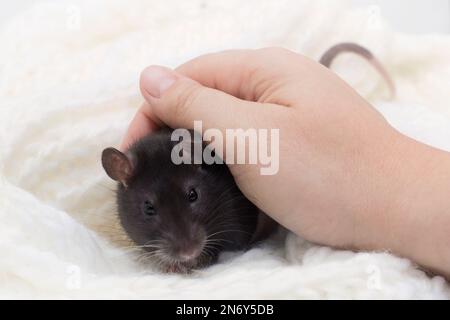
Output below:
[320,42,396,100]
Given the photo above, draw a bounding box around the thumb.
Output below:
[139,65,278,132]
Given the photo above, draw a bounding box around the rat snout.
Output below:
[177,246,204,262]
[168,223,206,263]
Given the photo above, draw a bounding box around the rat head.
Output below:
[101,129,260,273]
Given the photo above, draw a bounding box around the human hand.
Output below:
[122,48,450,277]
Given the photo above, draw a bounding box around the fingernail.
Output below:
[140,66,177,99]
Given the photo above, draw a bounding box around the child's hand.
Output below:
[123,48,450,277]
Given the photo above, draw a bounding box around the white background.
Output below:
[351,0,450,33]
[0,0,449,34]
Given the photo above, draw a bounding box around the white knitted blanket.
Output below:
[1,0,450,299]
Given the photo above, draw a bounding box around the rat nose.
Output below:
[168,222,206,262]
[176,246,203,262]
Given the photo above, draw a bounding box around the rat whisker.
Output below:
[117,239,166,252]
[209,228,254,237]
[201,247,215,258]
[204,203,253,226]
[203,244,222,254]
[205,238,232,245]
[208,194,247,215]
[136,248,165,264]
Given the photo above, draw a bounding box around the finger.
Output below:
[120,101,162,151]
[139,65,286,133]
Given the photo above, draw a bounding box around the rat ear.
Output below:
[101,148,135,186]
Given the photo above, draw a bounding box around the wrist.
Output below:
[376,133,450,277]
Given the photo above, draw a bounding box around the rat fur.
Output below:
[102,129,277,273]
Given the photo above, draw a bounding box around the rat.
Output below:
[102,128,277,273]
[101,43,393,274]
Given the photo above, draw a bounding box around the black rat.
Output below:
[101,43,394,274]
[102,129,277,273]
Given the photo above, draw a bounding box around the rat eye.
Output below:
[143,200,156,216]
[187,188,198,202]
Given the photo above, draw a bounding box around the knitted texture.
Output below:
[1,0,450,298]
